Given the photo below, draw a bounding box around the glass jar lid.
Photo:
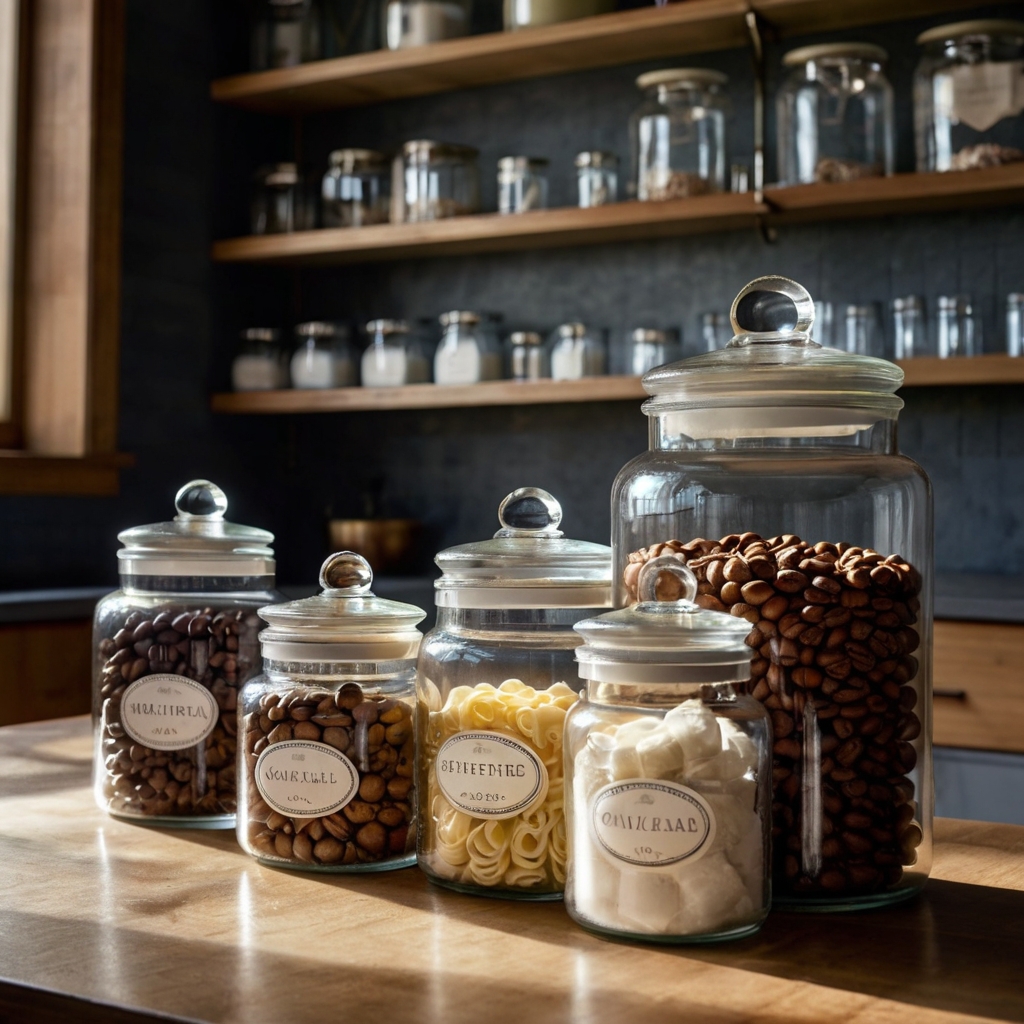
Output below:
[575,150,617,168]
[259,551,426,661]
[117,480,275,578]
[917,19,1024,46]
[328,148,389,171]
[641,275,904,439]
[402,139,479,161]
[295,321,344,339]
[497,156,550,173]
[636,68,728,92]
[366,319,409,336]
[434,487,612,609]
[439,310,480,327]
[575,558,752,684]
[631,328,671,345]
[783,43,888,67]
[509,330,542,347]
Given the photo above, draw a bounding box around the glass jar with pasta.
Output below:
[416,487,612,900]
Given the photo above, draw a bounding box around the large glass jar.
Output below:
[914,20,1024,172]
[611,276,933,910]
[238,552,425,871]
[401,140,480,222]
[93,481,278,827]
[416,487,612,900]
[565,559,771,943]
[321,149,391,228]
[631,69,728,201]
[777,44,894,185]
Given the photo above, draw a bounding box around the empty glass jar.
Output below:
[321,149,391,228]
[701,313,731,352]
[434,310,503,385]
[914,21,1024,172]
[630,328,681,375]
[891,297,930,359]
[251,163,313,234]
[550,322,607,380]
[631,69,728,200]
[232,328,288,391]
[612,275,933,910]
[361,320,431,387]
[1008,294,1024,356]
[842,303,885,357]
[401,140,480,222]
[777,44,894,185]
[290,322,357,389]
[508,331,547,380]
[498,157,549,214]
[936,295,980,357]
[576,151,618,207]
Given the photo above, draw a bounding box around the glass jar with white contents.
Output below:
[290,322,357,389]
[434,310,503,385]
[232,328,288,391]
[361,319,431,387]
[416,488,612,900]
[550,322,607,380]
[565,559,770,943]
[630,328,681,376]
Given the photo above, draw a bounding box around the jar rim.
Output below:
[636,68,728,91]
[917,19,1024,46]
[783,42,888,67]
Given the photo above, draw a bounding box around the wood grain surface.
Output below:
[1,716,1023,1024]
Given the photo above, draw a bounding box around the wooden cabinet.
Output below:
[0,620,92,725]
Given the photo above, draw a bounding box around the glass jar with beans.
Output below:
[237,552,426,871]
[612,276,933,910]
[92,480,278,827]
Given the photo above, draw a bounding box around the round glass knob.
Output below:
[320,551,373,594]
[174,480,228,520]
[730,275,814,338]
[637,555,699,605]
[496,487,563,536]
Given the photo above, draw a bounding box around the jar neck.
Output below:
[119,574,277,595]
[435,605,597,635]
[583,679,743,708]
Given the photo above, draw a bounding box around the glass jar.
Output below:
[891,297,930,360]
[630,328,681,376]
[401,140,480,222]
[498,157,549,214]
[251,163,314,235]
[434,310,503,385]
[232,328,288,391]
[238,552,426,871]
[504,0,612,31]
[385,0,470,49]
[576,151,618,208]
[93,480,278,827]
[611,276,933,910]
[936,295,980,357]
[250,0,323,70]
[701,312,731,352]
[842,303,885,358]
[417,487,612,899]
[290,322,357,389]
[914,21,1024,173]
[631,69,728,201]
[321,149,391,228]
[777,44,894,186]
[508,331,548,380]
[361,319,431,387]
[1008,293,1024,357]
[565,559,771,943]
[550,322,607,380]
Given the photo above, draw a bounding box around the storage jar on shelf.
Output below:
[321,149,391,228]
[630,328,681,376]
[361,319,431,387]
[290,321,357,389]
[508,331,548,380]
[503,0,612,31]
[232,328,288,392]
[401,140,480,222]
[576,151,618,208]
[385,0,470,49]
[611,275,933,910]
[434,310,503,385]
[238,552,426,871]
[250,0,324,70]
[550,322,607,380]
[251,163,314,235]
[497,157,549,214]
[93,480,278,827]
[416,487,612,899]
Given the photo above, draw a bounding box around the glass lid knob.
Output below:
[320,551,373,595]
[729,275,815,339]
[495,487,563,538]
[637,555,698,609]
[174,479,228,521]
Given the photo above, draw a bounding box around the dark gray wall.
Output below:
[0,1,1021,592]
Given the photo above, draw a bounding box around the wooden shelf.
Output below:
[210,0,983,114]
[212,356,1024,415]
[211,165,1024,267]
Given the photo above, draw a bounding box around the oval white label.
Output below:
[436,731,548,819]
[120,674,219,751]
[255,741,359,818]
[591,780,716,867]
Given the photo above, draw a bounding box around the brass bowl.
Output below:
[327,519,421,575]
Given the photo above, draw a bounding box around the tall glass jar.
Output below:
[565,559,771,943]
[238,552,425,871]
[434,310,503,385]
[416,487,612,899]
[914,21,1024,172]
[321,149,391,228]
[401,140,480,222]
[777,44,894,185]
[611,276,933,910]
[631,69,728,200]
[93,481,278,827]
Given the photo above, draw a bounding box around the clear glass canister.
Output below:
[250,0,323,70]
[385,0,470,49]
[508,331,548,380]
[416,487,612,899]
[631,69,729,200]
[576,151,618,208]
[498,156,549,214]
[565,559,771,942]
[290,321,357,389]
[251,163,313,234]
[232,327,288,391]
[612,276,933,910]
[321,149,391,228]
[361,319,431,387]
[777,44,894,185]
[434,310,503,385]
[630,328,681,376]
[401,140,480,222]
[238,552,426,871]
[550,322,607,380]
[914,20,1024,172]
[93,481,278,827]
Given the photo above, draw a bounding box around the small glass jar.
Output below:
[508,331,548,380]
[290,322,357,389]
[504,0,612,31]
[914,20,1024,173]
[630,328,681,376]
[1007,293,1024,357]
[842,303,885,357]
[498,157,549,214]
[434,310,503,385]
[250,0,323,70]
[401,140,480,222]
[891,297,931,360]
[238,552,426,871]
[777,44,894,186]
[550,322,607,380]
[701,313,731,352]
[361,320,431,387]
[565,559,771,943]
[417,487,612,899]
[576,151,618,208]
[612,276,933,910]
[232,328,288,391]
[631,69,729,201]
[251,163,314,235]
[936,295,980,357]
[385,0,470,49]
[321,149,391,228]
[93,480,278,827]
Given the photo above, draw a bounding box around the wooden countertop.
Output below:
[2,717,1023,1024]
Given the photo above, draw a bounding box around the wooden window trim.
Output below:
[0,0,132,496]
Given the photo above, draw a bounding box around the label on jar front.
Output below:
[591,780,716,867]
[946,61,1024,133]
[435,731,548,819]
[254,741,360,818]
[120,674,219,751]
